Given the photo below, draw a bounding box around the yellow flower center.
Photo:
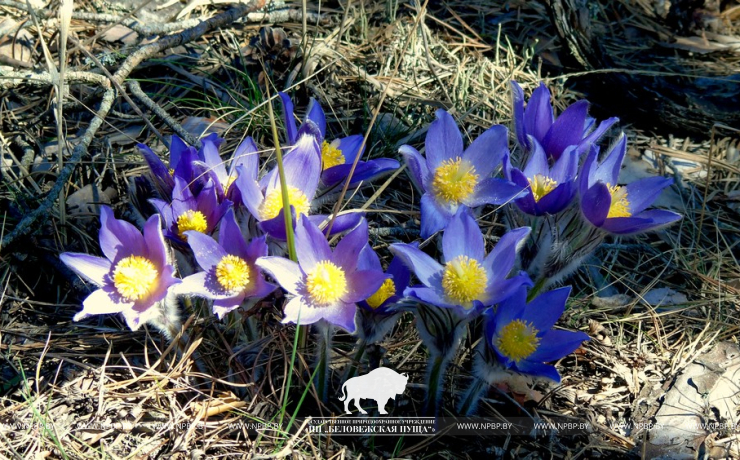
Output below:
[496,319,540,362]
[223,174,238,194]
[176,210,208,240]
[112,256,158,301]
[441,255,488,306]
[305,261,347,305]
[431,157,479,204]
[168,168,175,176]
[259,186,311,221]
[365,279,396,309]
[606,183,631,218]
[321,140,345,170]
[215,254,250,292]
[528,174,558,202]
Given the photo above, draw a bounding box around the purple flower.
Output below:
[511,81,618,160]
[354,247,411,343]
[233,130,362,240]
[579,135,682,234]
[390,209,533,315]
[256,218,387,333]
[174,208,276,319]
[400,109,526,238]
[483,285,589,382]
[279,92,400,188]
[503,140,579,215]
[150,176,231,244]
[59,206,181,330]
[138,135,202,198]
[196,133,260,206]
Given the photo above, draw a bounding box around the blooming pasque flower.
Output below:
[279,92,400,188]
[256,218,387,333]
[391,209,532,314]
[150,176,231,244]
[175,208,276,319]
[354,246,411,343]
[59,206,180,330]
[196,133,260,206]
[579,135,682,234]
[400,110,526,238]
[511,81,618,160]
[503,140,579,215]
[234,130,362,240]
[139,135,202,198]
[483,285,589,382]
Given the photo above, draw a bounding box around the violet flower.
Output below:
[196,133,260,206]
[279,92,400,188]
[579,135,682,234]
[175,208,276,319]
[503,140,579,216]
[233,130,362,240]
[150,176,231,244]
[139,135,202,198]
[59,206,181,332]
[511,81,618,160]
[400,109,526,238]
[391,209,532,315]
[355,246,411,344]
[483,285,589,382]
[255,217,387,333]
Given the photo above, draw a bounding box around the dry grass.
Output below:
[1,0,739,458]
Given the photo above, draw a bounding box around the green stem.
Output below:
[527,277,548,302]
[315,322,332,402]
[424,354,445,416]
[458,377,488,416]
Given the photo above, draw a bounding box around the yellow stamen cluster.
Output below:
[305,261,347,305]
[215,254,250,292]
[176,210,208,240]
[168,168,175,176]
[442,255,488,306]
[113,256,158,301]
[496,319,540,362]
[321,140,345,170]
[431,157,479,204]
[528,174,558,202]
[365,279,396,309]
[259,186,311,221]
[606,183,631,218]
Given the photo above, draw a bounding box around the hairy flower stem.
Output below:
[457,376,488,416]
[424,354,446,416]
[315,321,333,402]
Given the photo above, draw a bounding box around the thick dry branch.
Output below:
[0,0,267,251]
[0,69,110,89]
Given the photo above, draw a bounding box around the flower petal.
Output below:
[256,256,303,295]
[425,109,463,170]
[483,227,531,281]
[230,136,260,178]
[271,133,322,201]
[74,286,128,322]
[279,92,299,145]
[306,98,327,139]
[581,182,611,227]
[357,245,382,272]
[404,285,459,309]
[98,206,146,263]
[186,230,228,271]
[601,209,682,235]
[59,253,111,286]
[524,82,555,145]
[528,329,590,363]
[139,143,174,189]
[233,164,264,220]
[524,286,571,332]
[486,271,533,306]
[174,271,237,300]
[321,159,400,188]
[389,242,443,288]
[306,213,364,236]
[510,80,530,150]
[333,218,369,271]
[200,133,228,184]
[593,134,627,186]
[623,176,674,215]
[142,214,167,269]
[399,144,429,192]
[420,193,454,238]
[491,286,527,336]
[521,138,549,178]
[463,125,508,178]
[442,208,484,263]
[218,208,249,258]
[465,177,527,207]
[541,100,589,159]
[579,116,619,154]
[512,360,561,382]
[344,269,387,303]
[294,217,332,271]
[337,134,365,163]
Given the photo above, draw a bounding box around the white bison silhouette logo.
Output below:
[339,367,409,415]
